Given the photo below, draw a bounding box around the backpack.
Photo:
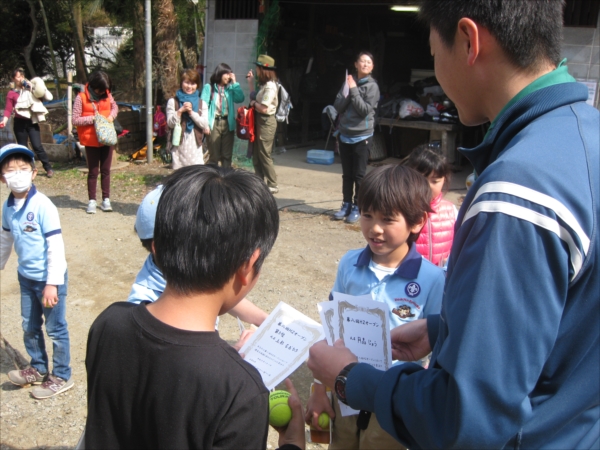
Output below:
[275,83,293,123]
[153,105,167,137]
[236,105,255,142]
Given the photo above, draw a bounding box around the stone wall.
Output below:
[204,0,258,101]
[562,14,600,108]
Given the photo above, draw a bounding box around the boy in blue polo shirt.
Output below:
[0,144,72,399]
[306,164,444,450]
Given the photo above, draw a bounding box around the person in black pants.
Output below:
[332,52,380,223]
[1,68,54,177]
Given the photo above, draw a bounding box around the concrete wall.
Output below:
[562,14,600,108]
[205,0,258,100]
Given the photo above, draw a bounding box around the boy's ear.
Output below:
[456,17,481,66]
[237,248,261,286]
[410,212,428,234]
[31,168,37,182]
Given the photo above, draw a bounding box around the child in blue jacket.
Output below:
[306,164,444,449]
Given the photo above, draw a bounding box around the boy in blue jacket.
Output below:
[308,1,600,449]
[306,165,444,449]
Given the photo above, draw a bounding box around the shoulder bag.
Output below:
[92,102,118,146]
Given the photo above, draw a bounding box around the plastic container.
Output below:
[172,122,182,146]
[54,134,67,144]
[307,150,334,165]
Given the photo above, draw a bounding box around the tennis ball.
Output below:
[269,390,292,427]
[318,412,330,429]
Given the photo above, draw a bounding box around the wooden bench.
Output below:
[377,117,459,163]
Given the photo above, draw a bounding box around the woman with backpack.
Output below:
[246,55,279,194]
[332,51,380,223]
[166,69,209,170]
[200,63,244,168]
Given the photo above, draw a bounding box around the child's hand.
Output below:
[232,329,255,352]
[274,378,306,450]
[305,383,335,430]
[42,285,58,308]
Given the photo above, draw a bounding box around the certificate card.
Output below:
[239,302,324,390]
[317,301,338,345]
[333,292,393,372]
[329,292,393,416]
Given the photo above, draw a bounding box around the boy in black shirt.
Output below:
[84,165,303,449]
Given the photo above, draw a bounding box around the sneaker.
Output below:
[345,204,360,224]
[333,202,352,220]
[86,200,97,214]
[31,375,74,399]
[100,198,112,212]
[8,367,47,386]
[46,169,55,178]
[268,186,279,194]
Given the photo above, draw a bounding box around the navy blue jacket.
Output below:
[345,81,599,449]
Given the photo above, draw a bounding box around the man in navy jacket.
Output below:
[308,1,599,448]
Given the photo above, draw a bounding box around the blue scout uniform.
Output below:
[332,243,445,329]
[2,185,64,282]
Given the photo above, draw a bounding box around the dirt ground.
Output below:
[0,144,469,449]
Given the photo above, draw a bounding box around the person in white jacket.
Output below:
[1,69,54,177]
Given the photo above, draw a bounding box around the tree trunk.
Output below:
[0,333,30,370]
[132,0,146,101]
[155,0,179,100]
[71,0,88,83]
[38,0,61,97]
[23,0,39,78]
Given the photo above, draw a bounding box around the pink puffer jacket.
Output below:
[415,193,457,266]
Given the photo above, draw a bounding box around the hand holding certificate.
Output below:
[316,292,392,416]
[239,302,324,390]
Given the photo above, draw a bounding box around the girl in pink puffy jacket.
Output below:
[404,144,458,267]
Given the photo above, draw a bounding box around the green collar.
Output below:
[486,59,576,136]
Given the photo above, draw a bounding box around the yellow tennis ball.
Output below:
[269,390,292,427]
[318,412,330,429]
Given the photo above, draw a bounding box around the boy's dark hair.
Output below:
[419,0,564,71]
[154,165,279,294]
[404,144,452,183]
[209,63,233,86]
[358,165,433,244]
[1,154,35,172]
[140,238,153,253]
[88,71,112,93]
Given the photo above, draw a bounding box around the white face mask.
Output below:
[4,171,33,194]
